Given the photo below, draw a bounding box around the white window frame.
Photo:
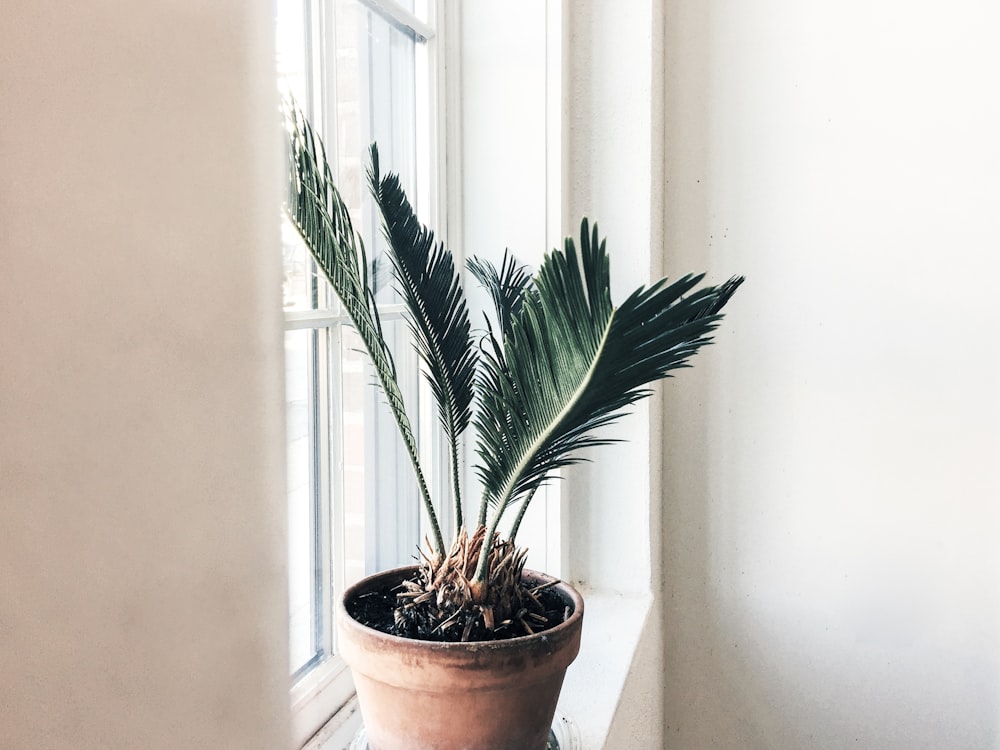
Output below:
[280,1,445,746]
[283,2,660,747]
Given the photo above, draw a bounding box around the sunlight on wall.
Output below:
[662,1,1000,747]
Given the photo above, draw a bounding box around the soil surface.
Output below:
[346,579,573,642]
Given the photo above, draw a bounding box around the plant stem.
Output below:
[407,444,446,558]
[470,506,506,599]
[447,429,463,531]
[477,492,489,527]
[471,485,537,596]
[507,486,538,543]
[380,379,445,557]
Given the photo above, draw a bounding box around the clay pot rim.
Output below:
[337,564,585,652]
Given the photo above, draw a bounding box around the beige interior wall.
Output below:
[0,4,290,749]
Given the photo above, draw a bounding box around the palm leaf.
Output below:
[367,144,478,526]
[471,219,743,583]
[467,251,534,340]
[466,253,536,526]
[282,100,445,555]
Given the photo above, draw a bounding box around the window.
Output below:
[275,0,438,744]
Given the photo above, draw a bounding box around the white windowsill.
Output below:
[557,589,651,750]
[302,695,362,750]
[304,590,651,750]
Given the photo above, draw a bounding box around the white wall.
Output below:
[561,0,663,597]
[0,4,290,749]
[662,1,1000,747]
[459,0,664,593]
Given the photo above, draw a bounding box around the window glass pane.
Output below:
[331,3,416,194]
[332,0,363,212]
[276,0,310,317]
[282,221,313,313]
[365,6,417,200]
[370,319,427,573]
[332,1,418,305]
[285,327,318,675]
[335,319,422,587]
[340,326,367,587]
[275,0,308,104]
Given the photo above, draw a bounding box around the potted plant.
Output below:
[282,101,743,750]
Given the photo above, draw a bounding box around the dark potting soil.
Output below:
[346,580,573,643]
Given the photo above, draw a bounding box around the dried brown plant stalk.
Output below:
[394,528,557,642]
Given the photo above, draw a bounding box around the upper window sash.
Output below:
[359,0,435,42]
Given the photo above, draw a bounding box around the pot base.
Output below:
[349,712,581,750]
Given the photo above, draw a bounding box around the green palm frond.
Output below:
[467,252,534,341]
[282,100,444,555]
[367,145,477,526]
[472,219,743,582]
[282,99,743,597]
[466,253,536,527]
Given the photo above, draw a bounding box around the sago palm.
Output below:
[283,99,743,640]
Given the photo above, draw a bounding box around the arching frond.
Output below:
[467,252,534,340]
[471,219,743,583]
[368,145,477,525]
[281,100,444,555]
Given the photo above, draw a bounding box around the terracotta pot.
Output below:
[336,566,584,750]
